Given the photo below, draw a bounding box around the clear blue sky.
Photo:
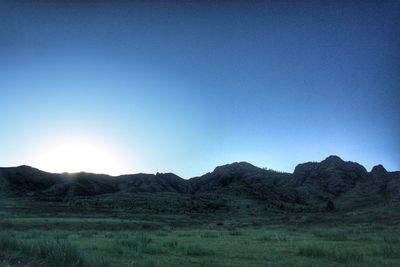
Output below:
[0,1,399,177]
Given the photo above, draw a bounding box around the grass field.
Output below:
[1,197,400,267]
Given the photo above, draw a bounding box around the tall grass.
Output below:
[312,228,349,241]
[228,229,242,236]
[117,233,153,252]
[372,244,400,258]
[185,244,215,256]
[0,232,111,267]
[257,233,288,242]
[296,245,365,263]
[200,231,218,238]
[383,234,400,244]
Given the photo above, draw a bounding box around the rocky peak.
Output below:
[293,156,346,178]
[213,162,261,177]
[293,155,368,197]
[321,155,344,165]
[370,164,387,178]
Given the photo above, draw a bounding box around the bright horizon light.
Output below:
[27,135,129,176]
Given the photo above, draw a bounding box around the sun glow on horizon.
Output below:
[28,135,130,176]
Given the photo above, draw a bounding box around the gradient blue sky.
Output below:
[0,1,399,177]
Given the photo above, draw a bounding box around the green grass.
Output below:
[0,232,111,267]
[296,245,365,263]
[185,244,215,256]
[1,197,400,266]
[228,229,243,236]
[383,234,400,244]
[372,244,400,258]
[200,231,219,238]
[312,228,349,241]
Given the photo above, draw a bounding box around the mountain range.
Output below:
[0,155,399,209]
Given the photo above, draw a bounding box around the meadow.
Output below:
[1,196,399,267]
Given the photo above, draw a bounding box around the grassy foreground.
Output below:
[0,198,400,266]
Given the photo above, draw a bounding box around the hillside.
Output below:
[0,156,399,209]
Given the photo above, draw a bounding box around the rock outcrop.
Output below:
[371,164,387,178]
[292,155,368,203]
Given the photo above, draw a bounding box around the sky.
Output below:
[0,1,399,177]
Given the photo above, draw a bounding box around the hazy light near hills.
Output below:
[27,135,129,176]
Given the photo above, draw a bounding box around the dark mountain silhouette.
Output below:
[0,156,399,208]
[371,164,387,178]
[291,155,369,203]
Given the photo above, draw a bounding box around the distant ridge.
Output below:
[0,156,399,208]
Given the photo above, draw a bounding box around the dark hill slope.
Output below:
[0,166,63,196]
[0,156,398,208]
[0,167,190,197]
[117,173,189,193]
[48,173,119,197]
[189,162,267,193]
[189,162,297,203]
[337,167,400,207]
[291,155,369,203]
